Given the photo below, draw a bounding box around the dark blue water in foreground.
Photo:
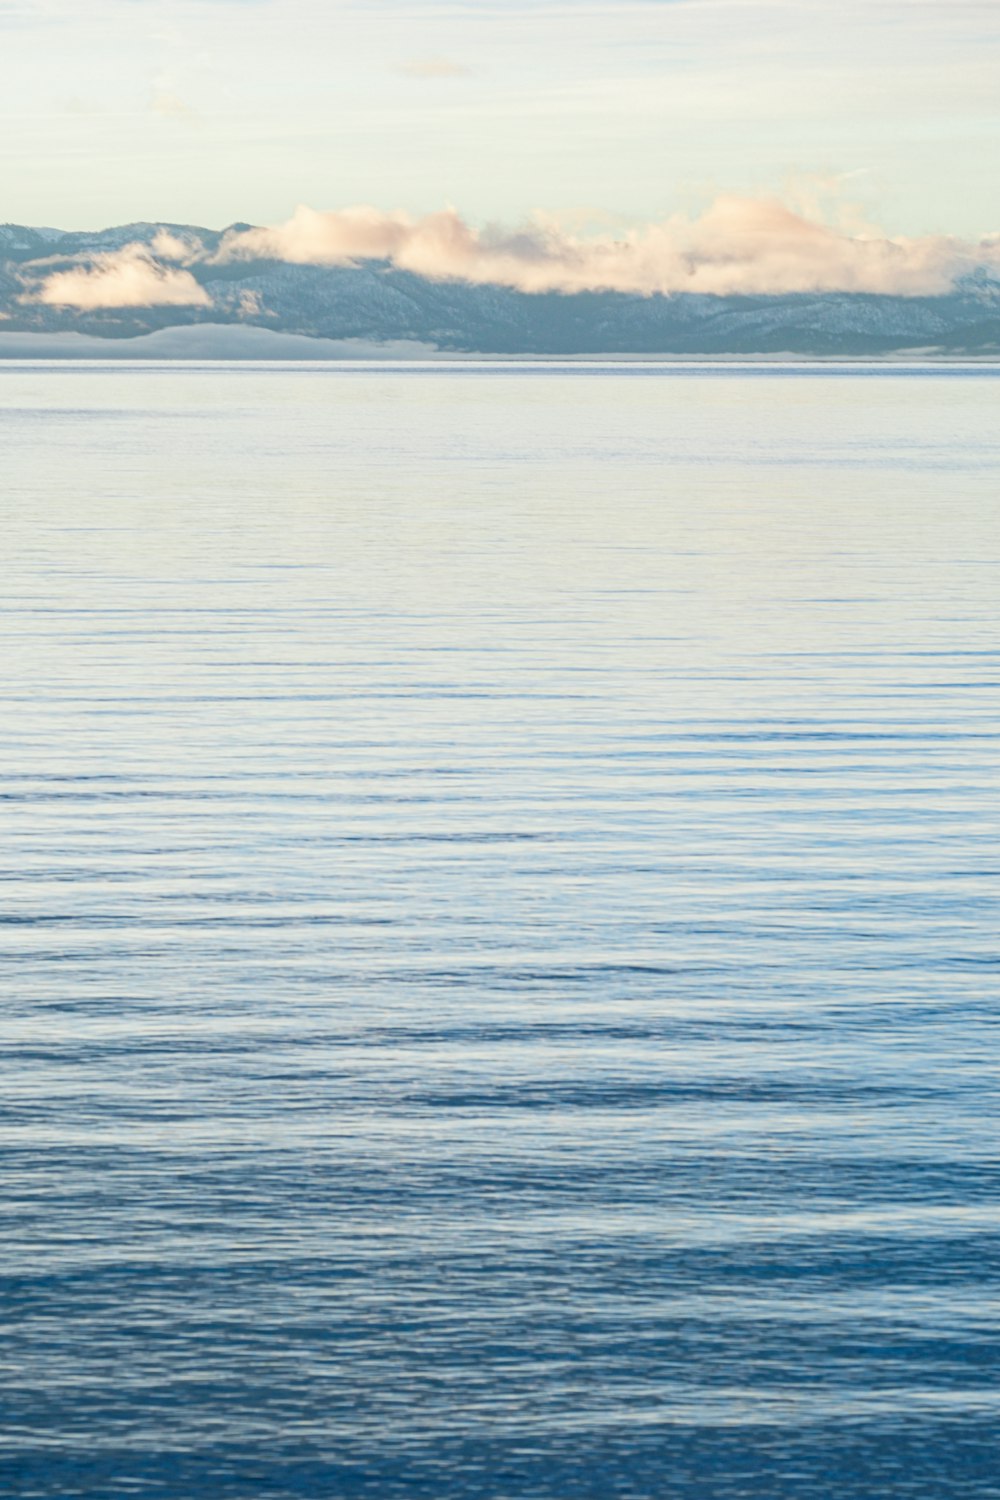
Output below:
[1,362,998,1499]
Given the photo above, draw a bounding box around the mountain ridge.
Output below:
[3,220,1000,357]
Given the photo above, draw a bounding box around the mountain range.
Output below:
[3,220,1000,357]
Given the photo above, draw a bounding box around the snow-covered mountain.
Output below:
[2,220,1000,356]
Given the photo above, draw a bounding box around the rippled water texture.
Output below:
[1,362,999,1499]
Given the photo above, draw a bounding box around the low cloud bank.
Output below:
[15,198,1000,310]
[28,243,210,309]
[216,198,1000,298]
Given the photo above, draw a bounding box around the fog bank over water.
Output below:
[0,324,996,364]
[0,326,441,361]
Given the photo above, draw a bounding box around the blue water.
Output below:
[1,362,998,1499]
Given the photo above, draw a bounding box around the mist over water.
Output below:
[1,363,998,1499]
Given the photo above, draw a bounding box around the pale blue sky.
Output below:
[3,0,999,234]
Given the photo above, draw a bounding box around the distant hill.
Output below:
[3,220,1000,357]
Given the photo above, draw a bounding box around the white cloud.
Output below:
[236,288,264,316]
[27,243,211,308]
[150,227,202,260]
[216,199,1000,297]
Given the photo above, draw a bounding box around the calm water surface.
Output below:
[1,363,998,1498]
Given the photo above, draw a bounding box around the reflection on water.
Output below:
[1,363,999,1499]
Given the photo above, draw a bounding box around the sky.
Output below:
[1,0,999,239]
